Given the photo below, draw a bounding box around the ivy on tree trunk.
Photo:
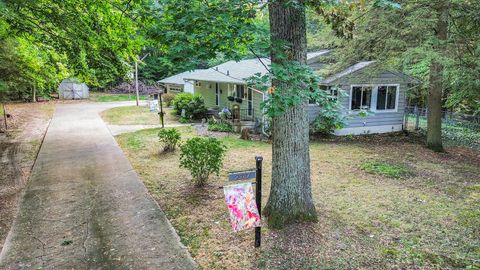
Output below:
[263,0,317,228]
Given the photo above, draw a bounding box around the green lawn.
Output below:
[90,92,147,102]
[100,105,179,125]
[115,128,480,269]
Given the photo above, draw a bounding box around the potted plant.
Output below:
[227,96,235,101]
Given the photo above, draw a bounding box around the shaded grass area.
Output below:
[361,161,413,178]
[407,115,480,150]
[116,129,480,269]
[90,92,147,102]
[100,105,178,125]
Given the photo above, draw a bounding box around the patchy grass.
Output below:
[100,105,179,125]
[361,161,413,178]
[90,92,147,102]
[116,129,480,270]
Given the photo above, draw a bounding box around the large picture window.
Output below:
[376,85,397,110]
[351,86,372,110]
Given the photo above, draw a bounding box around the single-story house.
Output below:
[162,50,419,135]
[181,50,332,123]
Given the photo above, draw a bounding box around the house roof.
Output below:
[183,68,245,84]
[307,49,331,65]
[181,50,331,85]
[321,61,421,85]
[158,70,202,85]
[322,61,377,84]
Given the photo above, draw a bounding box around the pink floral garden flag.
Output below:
[223,182,261,232]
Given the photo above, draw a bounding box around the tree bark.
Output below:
[32,84,36,103]
[2,103,7,135]
[427,2,448,152]
[264,0,317,228]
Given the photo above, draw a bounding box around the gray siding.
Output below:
[308,70,410,129]
[307,105,320,122]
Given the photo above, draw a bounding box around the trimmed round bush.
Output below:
[172,93,193,114]
[179,137,227,187]
[185,95,207,120]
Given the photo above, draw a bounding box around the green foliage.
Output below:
[411,115,480,150]
[208,121,234,133]
[172,93,194,114]
[162,93,176,107]
[185,95,207,120]
[158,128,181,152]
[172,93,207,120]
[361,161,412,179]
[179,137,227,187]
[147,0,258,72]
[0,0,151,98]
[179,117,192,124]
[310,87,346,135]
[248,48,344,125]
[319,0,480,114]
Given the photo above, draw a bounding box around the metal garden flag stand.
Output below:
[224,156,263,247]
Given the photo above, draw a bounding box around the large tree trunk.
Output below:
[427,2,448,152]
[264,0,317,228]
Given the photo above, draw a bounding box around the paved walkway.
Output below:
[0,102,197,269]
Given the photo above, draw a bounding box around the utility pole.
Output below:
[135,59,139,106]
[134,53,150,107]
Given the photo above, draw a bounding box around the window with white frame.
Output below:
[235,84,245,98]
[351,86,372,110]
[376,85,398,111]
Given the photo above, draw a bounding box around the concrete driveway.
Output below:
[0,101,197,269]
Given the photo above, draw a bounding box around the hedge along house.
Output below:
[182,50,332,129]
[313,61,421,135]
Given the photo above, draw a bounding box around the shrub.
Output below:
[172,93,193,114]
[360,161,412,179]
[162,93,176,107]
[185,95,207,120]
[310,87,346,136]
[208,122,233,132]
[310,108,345,136]
[179,137,227,187]
[158,128,181,152]
[179,117,192,123]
